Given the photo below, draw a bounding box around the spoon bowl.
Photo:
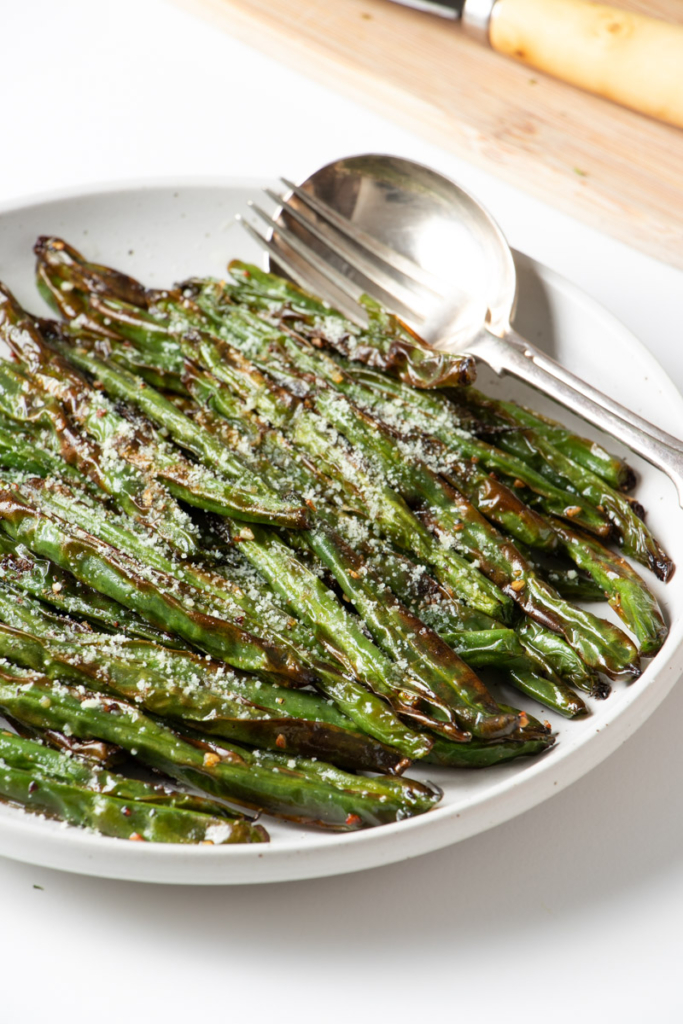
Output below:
[274,154,516,349]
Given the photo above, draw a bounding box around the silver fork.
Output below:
[238,155,683,507]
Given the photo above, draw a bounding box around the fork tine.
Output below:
[236,215,367,325]
[247,202,429,328]
[280,177,442,292]
[265,189,437,318]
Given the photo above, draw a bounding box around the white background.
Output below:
[2,1,683,1020]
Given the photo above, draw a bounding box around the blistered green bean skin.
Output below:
[0,731,266,843]
[0,584,411,774]
[0,487,315,684]
[549,518,667,655]
[0,673,442,829]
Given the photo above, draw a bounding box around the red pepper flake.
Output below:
[565,506,582,518]
[28,781,39,794]
[129,833,145,842]
[121,806,132,817]
[275,733,287,748]
[305,498,317,511]
[96,409,107,418]
[513,479,526,489]
[348,569,360,579]
[345,814,362,827]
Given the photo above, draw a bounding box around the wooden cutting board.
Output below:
[173,0,683,269]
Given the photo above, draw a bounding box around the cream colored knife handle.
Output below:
[471,0,683,128]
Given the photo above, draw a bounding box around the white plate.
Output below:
[0,179,681,885]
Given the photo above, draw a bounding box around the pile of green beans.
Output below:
[0,235,668,845]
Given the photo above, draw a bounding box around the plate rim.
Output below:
[0,176,681,885]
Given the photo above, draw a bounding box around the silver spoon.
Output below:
[247,153,683,506]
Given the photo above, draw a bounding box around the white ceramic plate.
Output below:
[0,179,681,885]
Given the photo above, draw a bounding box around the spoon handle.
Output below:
[470,328,683,505]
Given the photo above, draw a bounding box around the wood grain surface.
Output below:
[173,0,683,269]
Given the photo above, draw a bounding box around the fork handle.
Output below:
[470,328,683,505]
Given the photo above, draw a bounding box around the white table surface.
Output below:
[2,1,683,1020]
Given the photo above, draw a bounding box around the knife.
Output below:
[386,0,683,128]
